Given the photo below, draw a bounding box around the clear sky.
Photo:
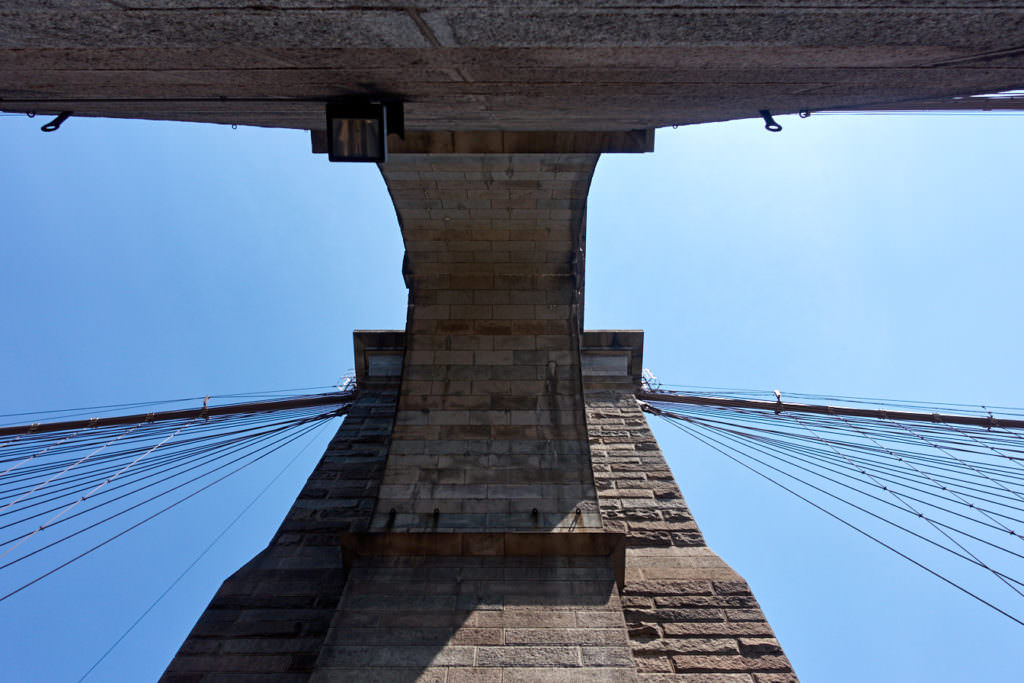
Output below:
[1,111,1022,682]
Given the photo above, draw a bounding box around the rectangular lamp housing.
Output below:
[326,101,388,162]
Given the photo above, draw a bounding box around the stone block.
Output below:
[476,646,581,667]
[671,656,793,674]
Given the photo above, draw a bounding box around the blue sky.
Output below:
[1,111,1022,681]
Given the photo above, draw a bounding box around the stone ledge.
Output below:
[340,531,624,558]
[312,130,654,155]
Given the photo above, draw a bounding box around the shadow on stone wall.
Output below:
[311,554,635,682]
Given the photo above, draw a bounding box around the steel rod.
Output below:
[637,391,1024,430]
[0,393,353,438]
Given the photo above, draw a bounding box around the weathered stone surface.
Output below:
[3,5,1024,130]
[162,139,797,680]
[313,556,636,680]
[374,153,601,533]
[583,354,797,679]
[161,382,399,680]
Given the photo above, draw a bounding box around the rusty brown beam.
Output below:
[0,392,354,438]
[637,390,1024,430]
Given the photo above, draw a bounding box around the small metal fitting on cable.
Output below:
[798,109,812,119]
[773,390,783,415]
[637,400,665,416]
[759,109,782,132]
[40,111,72,132]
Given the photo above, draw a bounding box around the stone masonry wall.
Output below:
[373,153,602,532]
[164,139,798,680]
[311,555,636,682]
[585,390,797,682]
[161,385,398,681]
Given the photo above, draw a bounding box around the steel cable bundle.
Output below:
[0,389,353,603]
[641,386,1024,627]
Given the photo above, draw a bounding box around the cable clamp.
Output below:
[773,390,783,414]
[638,400,665,416]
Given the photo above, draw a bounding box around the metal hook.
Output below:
[798,109,811,119]
[41,111,72,132]
[759,109,782,132]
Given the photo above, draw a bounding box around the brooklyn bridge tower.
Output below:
[3,3,1023,680]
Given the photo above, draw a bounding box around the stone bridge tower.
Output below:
[163,138,798,680]
[5,3,1024,680]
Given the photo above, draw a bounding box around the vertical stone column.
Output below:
[373,152,602,532]
[582,332,798,681]
[307,152,636,681]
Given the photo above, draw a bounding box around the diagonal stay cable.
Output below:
[0,414,324,545]
[653,403,1024,480]
[0,407,331,505]
[658,407,1024,517]
[0,420,196,562]
[0,414,336,571]
[662,409,1024,523]
[658,413,1024,590]
[75,418,332,682]
[685,416,1024,566]
[0,425,139,515]
[786,411,1024,600]
[661,416,1024,628]
[0,422,293,529]
[0,417,329,603]
[888,418,1024,541]
[0,430,84,478]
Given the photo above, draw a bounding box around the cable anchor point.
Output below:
[759,109,782,132]
[40,111,72,132]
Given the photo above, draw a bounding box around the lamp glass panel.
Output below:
[330,117,383,160]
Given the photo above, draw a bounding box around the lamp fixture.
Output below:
[325,98,404,162]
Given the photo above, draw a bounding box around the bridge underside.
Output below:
[3,3,1024,130]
